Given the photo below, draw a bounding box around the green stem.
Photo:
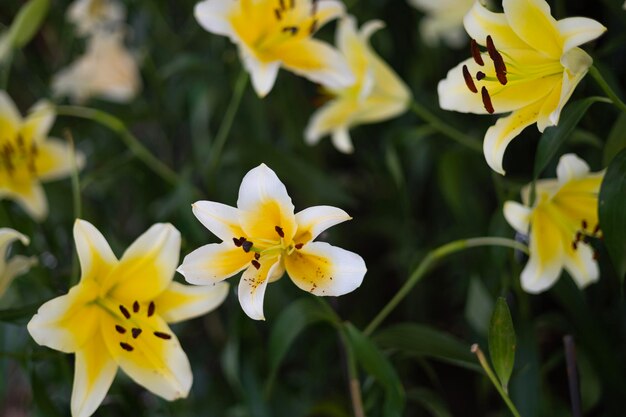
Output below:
[55,105,195,194]
[206,70,249,184]
[339,326,366,417]
[472,344,522,417]
[65,130,82,285]
[589,65,626,115]
[364,237,528,336]
[410,101,482,152]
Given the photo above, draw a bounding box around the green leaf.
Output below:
[266,298,338,394]
[0,303,38,324]
[603,113,626,167]
[374,323,480,372]
[599,148,626,281]
[465,276,494,336]
[7,0,49,49]
[488,297,516,392]
[533,97,606,180]
[345,323,405,417]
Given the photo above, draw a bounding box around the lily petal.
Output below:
[563,242,599,289]
[237,164,297,241]
[21,101,55,144]
[240,51,280,98]
[36,139,86,182]
[520,207,565,293]
[284,241,366,297]
[294,205,352,244]
[71,329,118,417]
[483,99,544,175]
[331,128,354,154]
[74,219,118,285]
[463,1,529,49]
[194,0,237,37]
[107,224,180,302]
[192,201,245,242]
[101,314,192,400]
[502,0,562,59]
[503,201,531,234]
[556,153,590,182]
[238,256,282,320]
[177,242,253,285]
[314,0,346,30]
[0,91,21,140]
[0,255,36,297]
[304,99,357,146]
[155,281,229,323]
[7,181,49,221]
[557,17,606,54]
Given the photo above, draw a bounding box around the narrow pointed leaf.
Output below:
[488,297,516,391]
[7,0,50,48]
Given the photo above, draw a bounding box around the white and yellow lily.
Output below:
[304,16,411,153]
[177,164,367,320]
[194,0,354,97]
[408,0,476,48]
[52,30,141,103]
[0,228,36,298]
[504,154,604,293]
[438,0,606,175]
[28,220,229,417]
[67,0,126,36]
[0,92,84,220]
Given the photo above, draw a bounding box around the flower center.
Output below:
[232,225,303,270]
[0,135,39,183]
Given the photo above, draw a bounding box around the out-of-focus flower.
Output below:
[178,164,366,320]
[304,16,411,153]
[194,0,354,97]
[67,0,126,36]
[408,0,475,48]
[504,154,604,294]
[52,31,141,103]
[0,228,36,298]
[0,92,84,220]
[28,220,228,417]
[438,0,606,175]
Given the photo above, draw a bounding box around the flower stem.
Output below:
[206,69,249,185]
[410,101,482,152]
[64,130,82,285]
[472,344,522,417]
[55,105,196,194]
[364,237,528,336]
[589,65,626,115]
[339,327,366,417]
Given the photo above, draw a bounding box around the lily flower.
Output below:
[52,30,141,103]
[438,0,606,175]
[177,164,367,320]
[0,92,84,220]
[194,0,354,97]
[503,154,604,293]
[28,220,229,417]
[67,0,126,37]
[304,16,411,153]
[0,228,36,298]
[408,0,476,48]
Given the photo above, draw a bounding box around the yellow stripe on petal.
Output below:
[73,219,118,285]
[463,1,529,49]
[192,201,245,242]
[502,0,562,59]
[178,242,253,285]
[20,101,55,144]
[1,181,48,221]
[156,281,229,324]
[0,91,21,142]
[71,328,118,417]
[294,205,352,244]
[36,139,85,182]
[284,241,366,297]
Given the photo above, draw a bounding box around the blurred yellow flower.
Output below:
[67,0,126,36]
[408,0,475,48]
[0,92,83,220]
[438,0,606,175]
[0,228,36,298]
[304,16,411,153]
[194,0,354,97]
[52,31,141,103]
[28,220,228,417]
[504,154,604,293]
[178,164,366,320]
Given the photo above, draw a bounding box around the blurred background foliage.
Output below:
[1,0,625,416]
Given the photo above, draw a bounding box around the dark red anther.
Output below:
[462,65,478,93]
[254,253,260,260]
[274,8,282,20]
[481,87,494,114]
[295,243,304,249]
[115,325,126,334]
[593,224,600,234]
[572,241,578,251]
[132,328,142,339]
[470,39,484,66]
[309,19,318,34]
[120,342,134,351]
[251,260,261,270]
[119,305,131,319]
[486,36,507,85]
[148,301,155,317]
[233,237,245,247]
[582,220,588,230]
[275,226,285,238]
[133,301,140,313]
[154,331,172,340]
[476,71,486,81]
[242,240,253,253]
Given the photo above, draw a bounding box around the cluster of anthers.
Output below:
[1,135,38,178]
[232,225,303,271]
[572,219,602,259]
[273,0,320,36]
[462,36,509,114]
[114,300,171,352]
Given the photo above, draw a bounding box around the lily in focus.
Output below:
[177,164,367,320]
[0,92,84,220]
[408,0,475,48]
[28,220,229,417]
[304,16,411,153]
[438,0,606,175]
[503,154,604,293]
[0,228,36,298]
[194,0,354,97]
